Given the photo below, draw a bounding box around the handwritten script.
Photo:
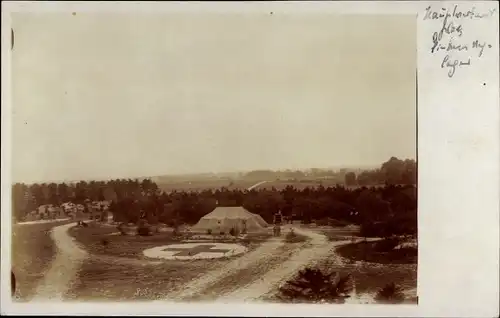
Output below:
[423,5,496,78]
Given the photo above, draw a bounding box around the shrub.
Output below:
[147,215,159,225]
[328,218,351,227]
[137,223,152,236]
[375,283,405,304]
[219,230,225,236]
[100,238,109,246]
[315,218,329,226]
[285,229,307,243]
[117,223,128,235]
[278,267,352,303]
[207,229,212,235]
[172,227,181,237]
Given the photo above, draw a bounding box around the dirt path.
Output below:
[247,181,269,190]
[31,222,87,301]
[16,218,71,226]
[216,227,332,302]
[163,237,285,300]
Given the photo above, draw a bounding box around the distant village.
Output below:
[23,200,111,222]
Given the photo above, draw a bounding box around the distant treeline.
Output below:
[12,157,417,237]
[243,157,416,186]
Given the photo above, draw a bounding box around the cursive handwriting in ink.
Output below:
[441,55,471,78]
[425,4,496,78]
[424,5,496,21]
[432,35,469,54]
[472,40,488,57]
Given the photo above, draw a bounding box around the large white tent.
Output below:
[191,206,269,233]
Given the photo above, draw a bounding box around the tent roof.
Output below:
[201,206,258,220]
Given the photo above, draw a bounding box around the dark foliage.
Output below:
[278,267,352,303]
[375,282,405,304]
[100,238,109,246]
[11,158,416,238]
[137,220,152,236]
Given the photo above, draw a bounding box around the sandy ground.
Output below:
[163,237,285,300]
[16,218,71,226]
[216,230,386,303]
[30,209,414,303]
[247,181,269,190]
[31,222,87,301]
[216,227,333,302]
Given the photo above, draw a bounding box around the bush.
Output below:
[147,215,159,225]
[207,229,212,235]
[285,229,307,243]
[100,238,109,246]
[375,283,405,304]
[117,223,128,235]
[137,223,152,236]
[328,218,351,227]
[172,226,181,237]
[279,267,352,303]
[219,230,225,236]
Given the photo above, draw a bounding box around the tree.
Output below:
[57,183,70,203]
[278,268,352,303]
[344,172,357,186]
[401,159,417,185]
[375,283,405,304]
[12,183,29,221]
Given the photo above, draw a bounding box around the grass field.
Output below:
[67,223,275,301]
[66,257,223,301]
[156,178,382,192]
[11,219,80,301]
[157,179,257,192]
[262,244,417,303]
[69,224,272,260]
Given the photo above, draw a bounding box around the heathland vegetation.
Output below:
[12,157,416,239]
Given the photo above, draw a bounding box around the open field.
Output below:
[156,178,386,192]
[66,257,222,301]
[69,224,273,259]
[13,220,417,304]
[11,219,84,301]
[157,179,258,192]
[261,233,417,303]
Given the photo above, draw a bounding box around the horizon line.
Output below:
[11,158,417,185]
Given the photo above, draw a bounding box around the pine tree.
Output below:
[375,282,405,304]
[278,267,352,303]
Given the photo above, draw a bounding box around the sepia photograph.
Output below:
[9,10,418,305]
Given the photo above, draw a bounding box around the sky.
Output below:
[11,12,416,183]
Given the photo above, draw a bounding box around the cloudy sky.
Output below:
[11,12,416,183]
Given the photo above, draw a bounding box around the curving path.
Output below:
[16,218,71,226]
[247,181,269,191]
[216,227,333,302]
[164,237,285,300]
[216,229,384,303]
[31,222,87,301]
